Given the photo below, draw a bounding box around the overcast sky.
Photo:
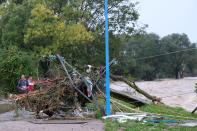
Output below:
[137,0,197,43]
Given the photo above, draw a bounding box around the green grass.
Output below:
[140,104,197,120]
[104,98,197,131]
[105,120,197,131]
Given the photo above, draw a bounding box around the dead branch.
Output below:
[111,74,161,103]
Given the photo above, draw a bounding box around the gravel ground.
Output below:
[111,77,197,112]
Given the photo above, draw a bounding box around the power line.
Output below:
[134,48,197,60]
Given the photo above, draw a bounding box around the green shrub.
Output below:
[0,47,37,93]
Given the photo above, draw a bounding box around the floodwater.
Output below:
[111,77,197,112]
[0,103,14,114]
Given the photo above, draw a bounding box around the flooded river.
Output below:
[111,77,197,112]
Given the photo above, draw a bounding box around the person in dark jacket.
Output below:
[17,75,29,94]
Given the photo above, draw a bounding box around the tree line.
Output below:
[113,33,197,80]
[0,0,196,93]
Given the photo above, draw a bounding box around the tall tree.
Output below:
[122,33,161,80]
[160,33,194,79]
[0,2,31,48]
[46,0,140,34]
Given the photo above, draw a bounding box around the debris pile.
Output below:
[10,54,100,118]
[11,79,95,118]
[9,54,161,118]
[14,79,77,115]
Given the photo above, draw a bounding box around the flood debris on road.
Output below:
[7,54,161,120]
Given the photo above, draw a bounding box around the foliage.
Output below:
[115,33,161,80]
[0,0,196,93]
[117,33,197,80]
[0,0,139,61]
[24,3,58,48]
[0,2,31,48]
[0,47,37,92]
[160,33,196,79]
[45,0,140,34]
[24,3,94,54]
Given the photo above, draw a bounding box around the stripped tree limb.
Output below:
[111,74,161,103]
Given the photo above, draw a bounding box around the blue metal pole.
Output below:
[105,0,111,115]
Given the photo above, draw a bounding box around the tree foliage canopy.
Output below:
[118,33,197,80]
[0,47,36,92]
[0,0,196,93]
[0,0,140,92]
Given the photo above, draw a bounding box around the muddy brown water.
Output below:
[0,103,15,114]
[111,77,197,112]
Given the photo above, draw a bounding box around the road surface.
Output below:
[0,120,104,131]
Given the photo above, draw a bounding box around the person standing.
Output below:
[27,76,35,92]
[17,75,28,93]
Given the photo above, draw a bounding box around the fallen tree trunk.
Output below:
[191,106,197,114]
[111,75,161,103]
